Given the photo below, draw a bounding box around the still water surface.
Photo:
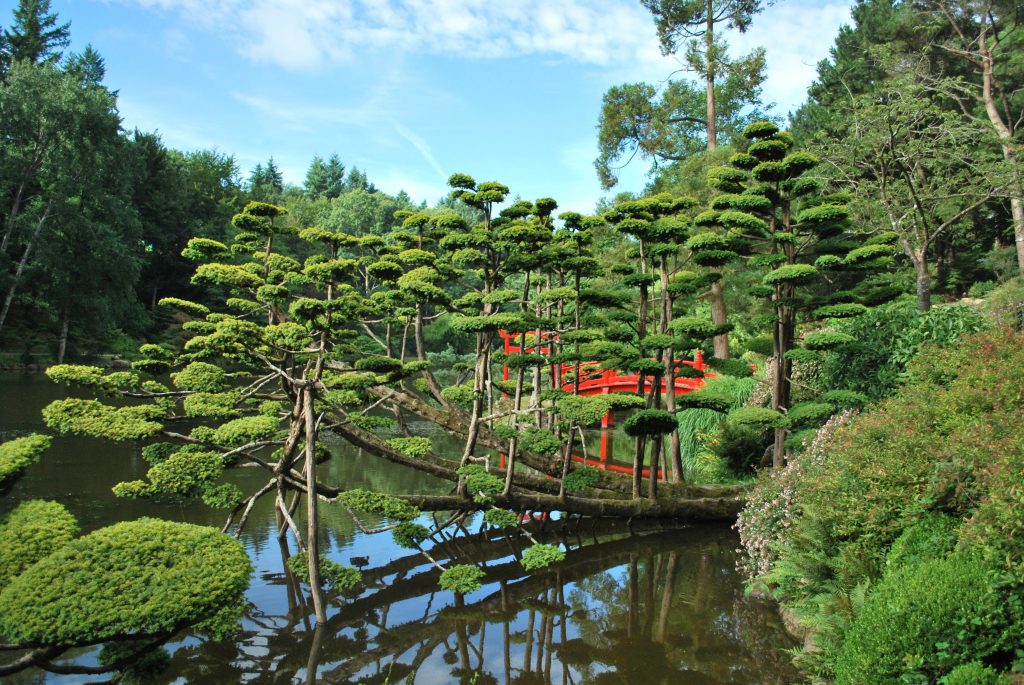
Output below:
[0,373,799,684]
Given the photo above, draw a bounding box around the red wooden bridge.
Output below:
[497,330,711,479]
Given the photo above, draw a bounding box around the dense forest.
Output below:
[1,0,1023,682]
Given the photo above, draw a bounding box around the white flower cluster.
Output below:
[733,409,856,579]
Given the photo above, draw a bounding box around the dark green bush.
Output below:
[885,512,960,571]
[941,661,1001,685]
[713,421,771,475]
[623,409,677,437]
[0,434,50,492]
[834,555,1012,685]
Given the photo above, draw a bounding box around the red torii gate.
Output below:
[497,330,711,478]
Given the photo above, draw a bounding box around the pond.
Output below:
[0,372,800,684]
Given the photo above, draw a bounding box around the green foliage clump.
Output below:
[623,409,677,437]
[706,357,754,377]
[822,390,870,409]
[0,500,79,587]
[286,551,362,592]
[45,364,113,391]
[201,483,244,509]
[814,303,868,319]
[483,508,519,529]
[941,662,1002,685]
[833,555,1013,685]
[745,335,774,356]
[171,361,227,392]
[263,322,313,351]
[556,395,612,425]
[787,402,833,428]
[337,489,419,521]
[145,450,224,498]
[562,467,600,492]
[392,521,430,549]
[457,464,504,499]
[438,564,485,594]
[0,519,252,646]
[885,513,959,570]
[112,480,156,499]
[183,392,240,419]
[712,421,771,475]
[387,437,433,458]
[42,399,163,441]
[212,415,279,447]
[521,544,566,571]
[802,331,857,350]
[0,434,50,492]
[763,263,818,285]
[519,428,561,455]
[157,297,210,317]
[728,407,789,430]
[440,384,476,405]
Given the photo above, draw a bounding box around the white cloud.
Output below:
[127,0,848,118]
[126,0,661,70]
[390,121,448,181]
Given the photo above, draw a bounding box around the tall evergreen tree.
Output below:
[2,0,70,66]
[641,0,767,151]
[304,153,345,199]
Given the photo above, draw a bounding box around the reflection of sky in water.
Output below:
[1,374,799,684]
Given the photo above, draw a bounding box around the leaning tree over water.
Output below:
[38,172,760,626]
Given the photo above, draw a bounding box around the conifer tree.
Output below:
[681,121,899,466]
[1,0,69,67]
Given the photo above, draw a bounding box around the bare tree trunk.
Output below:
[974,20,1024,278]
[303,384,327,625]
[56,304,70,364]
[709,277,729,358]
[0,201,51,335]
[914,256,932,311]
[414,303,447,404]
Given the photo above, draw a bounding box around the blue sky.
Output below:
[26,0,852,213]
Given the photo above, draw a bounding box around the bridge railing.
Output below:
[497,329,708,395]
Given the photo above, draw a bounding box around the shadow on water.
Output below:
[0,373,799,684]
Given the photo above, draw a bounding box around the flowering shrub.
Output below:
[734,411,854,579]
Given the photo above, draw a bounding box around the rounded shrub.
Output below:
[0,500,79,587]
[941,661,1001,685]
[885,512,960,570]
[0,519,252,646]
[623,409,678,437]
[833,555,1007,685]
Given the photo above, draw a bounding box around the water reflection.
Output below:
[146,522,798,685]
[1,374,798,684]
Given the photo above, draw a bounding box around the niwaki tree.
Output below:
[680,121,900,466]
[39,178,748,620]
[596,0,773,361]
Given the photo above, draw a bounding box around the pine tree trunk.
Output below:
[709,278,729,359]
[704,0,717,151]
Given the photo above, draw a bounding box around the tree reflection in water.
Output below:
[152,521,798,685]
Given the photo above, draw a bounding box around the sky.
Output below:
[22,0,853,213]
